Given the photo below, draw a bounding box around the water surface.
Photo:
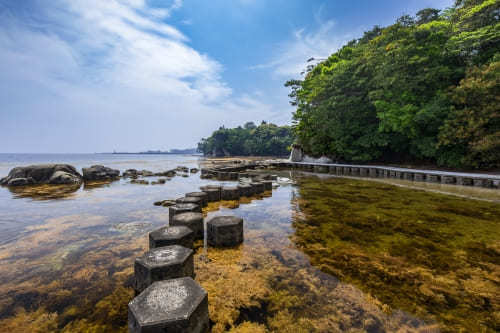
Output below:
[0,155,498,332]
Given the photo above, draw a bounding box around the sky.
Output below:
[0,0,454,153]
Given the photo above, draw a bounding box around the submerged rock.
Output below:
[82,165,120,182]
[0,164,82,186]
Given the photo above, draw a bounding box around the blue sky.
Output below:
[0,0,454,153]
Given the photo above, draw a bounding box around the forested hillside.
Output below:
[197,122,293,156]
[286,0,499,169]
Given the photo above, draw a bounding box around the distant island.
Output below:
[108,148,199,155]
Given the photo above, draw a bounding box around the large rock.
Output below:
[0,164,82,186]
[82,165,120,182]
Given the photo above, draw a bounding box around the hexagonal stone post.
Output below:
[359,168,368,177]
[369,168,378,177]
[199,187,220,202]
[176,196,203,206]
[221,186,240,200]
[128,277,209,333]
[260,180,272,191]
[134,245,194,293]
[351,167,360,176]
[328,166,336,174]
[237,184,253,197]
[250,182,264,194]
[336,167,343,176]
[185,192,208,207]
[171,212,204,240]
[207,216,243,247]
[169,203,201,221]
[149,226,194,249]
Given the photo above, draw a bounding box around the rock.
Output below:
[123,169,139,178]
[171,213,204,240]
[82,165,120,182]
[134,245,194,293]
[141,170,154,177]
[169,204,201,221]
[190,168,199,173]
[149,226,194,249]
[128,278,209,333]
[7,177,35,186]
[131,179,149,185]
[207,216,244,247]
[0,164,82,186]
[185,192,208,207]
[155,199,176,207]
[176,166,189,173]
[221,186,240,200]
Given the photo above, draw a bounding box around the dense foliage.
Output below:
[286,0,499,169]
[197,122,293,156]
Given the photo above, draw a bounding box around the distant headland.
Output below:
[106,148,199,155]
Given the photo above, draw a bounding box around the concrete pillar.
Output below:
[237,184,253,197]
[207,216,243,247]
[128,278,209,333]
[456,177,473,186]
[149,226,194,250]
[260,180,273,191]
[171,213,204,240]
[359,168,369,177]
[427,174,440,183]
[250,182,265,194]
[403,172,414,181]
[176,197,203,206]
[414,173,425,182]
[441,176,456,185]
[221,186,240,200]
[328,166,336,174]
[351,167,360,176]
[169,204,201,221]
[134,245,194,293]
[369,168,378,177]
[186,192,208,207]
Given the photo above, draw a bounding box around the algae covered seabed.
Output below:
[0,165,499,332]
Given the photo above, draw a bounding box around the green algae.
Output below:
[291,176,500,332]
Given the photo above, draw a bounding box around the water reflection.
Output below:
[7,184,81,200]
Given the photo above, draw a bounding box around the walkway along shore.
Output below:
[266,161,500,189]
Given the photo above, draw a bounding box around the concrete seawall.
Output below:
[269,161,500,189]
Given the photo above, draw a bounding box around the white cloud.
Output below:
[0,0,283,152]
[252,20,357,78]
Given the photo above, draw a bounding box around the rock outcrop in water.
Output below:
[82,165,120,182]
[0,164,82,186]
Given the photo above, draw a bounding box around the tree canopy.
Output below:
[286,0,499,169]
[197,122,293,157]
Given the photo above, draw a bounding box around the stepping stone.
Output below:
[250,182,264,194]
[149,226,194,249]
[207,216,244,247]
[134,245,194,293]
[221,186,240,200]
[200,185,222,202]
[171,212,204,240]
[237,184,252,197]
[169,203,201,221]
[185,192,208,207]
[260,180,273,191]
[176,196,203,206]
[128,277,209,333]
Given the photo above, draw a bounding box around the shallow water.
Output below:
[0,157,498,332]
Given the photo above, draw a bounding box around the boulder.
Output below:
[82,165,120,182]
[0,164,82,186]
